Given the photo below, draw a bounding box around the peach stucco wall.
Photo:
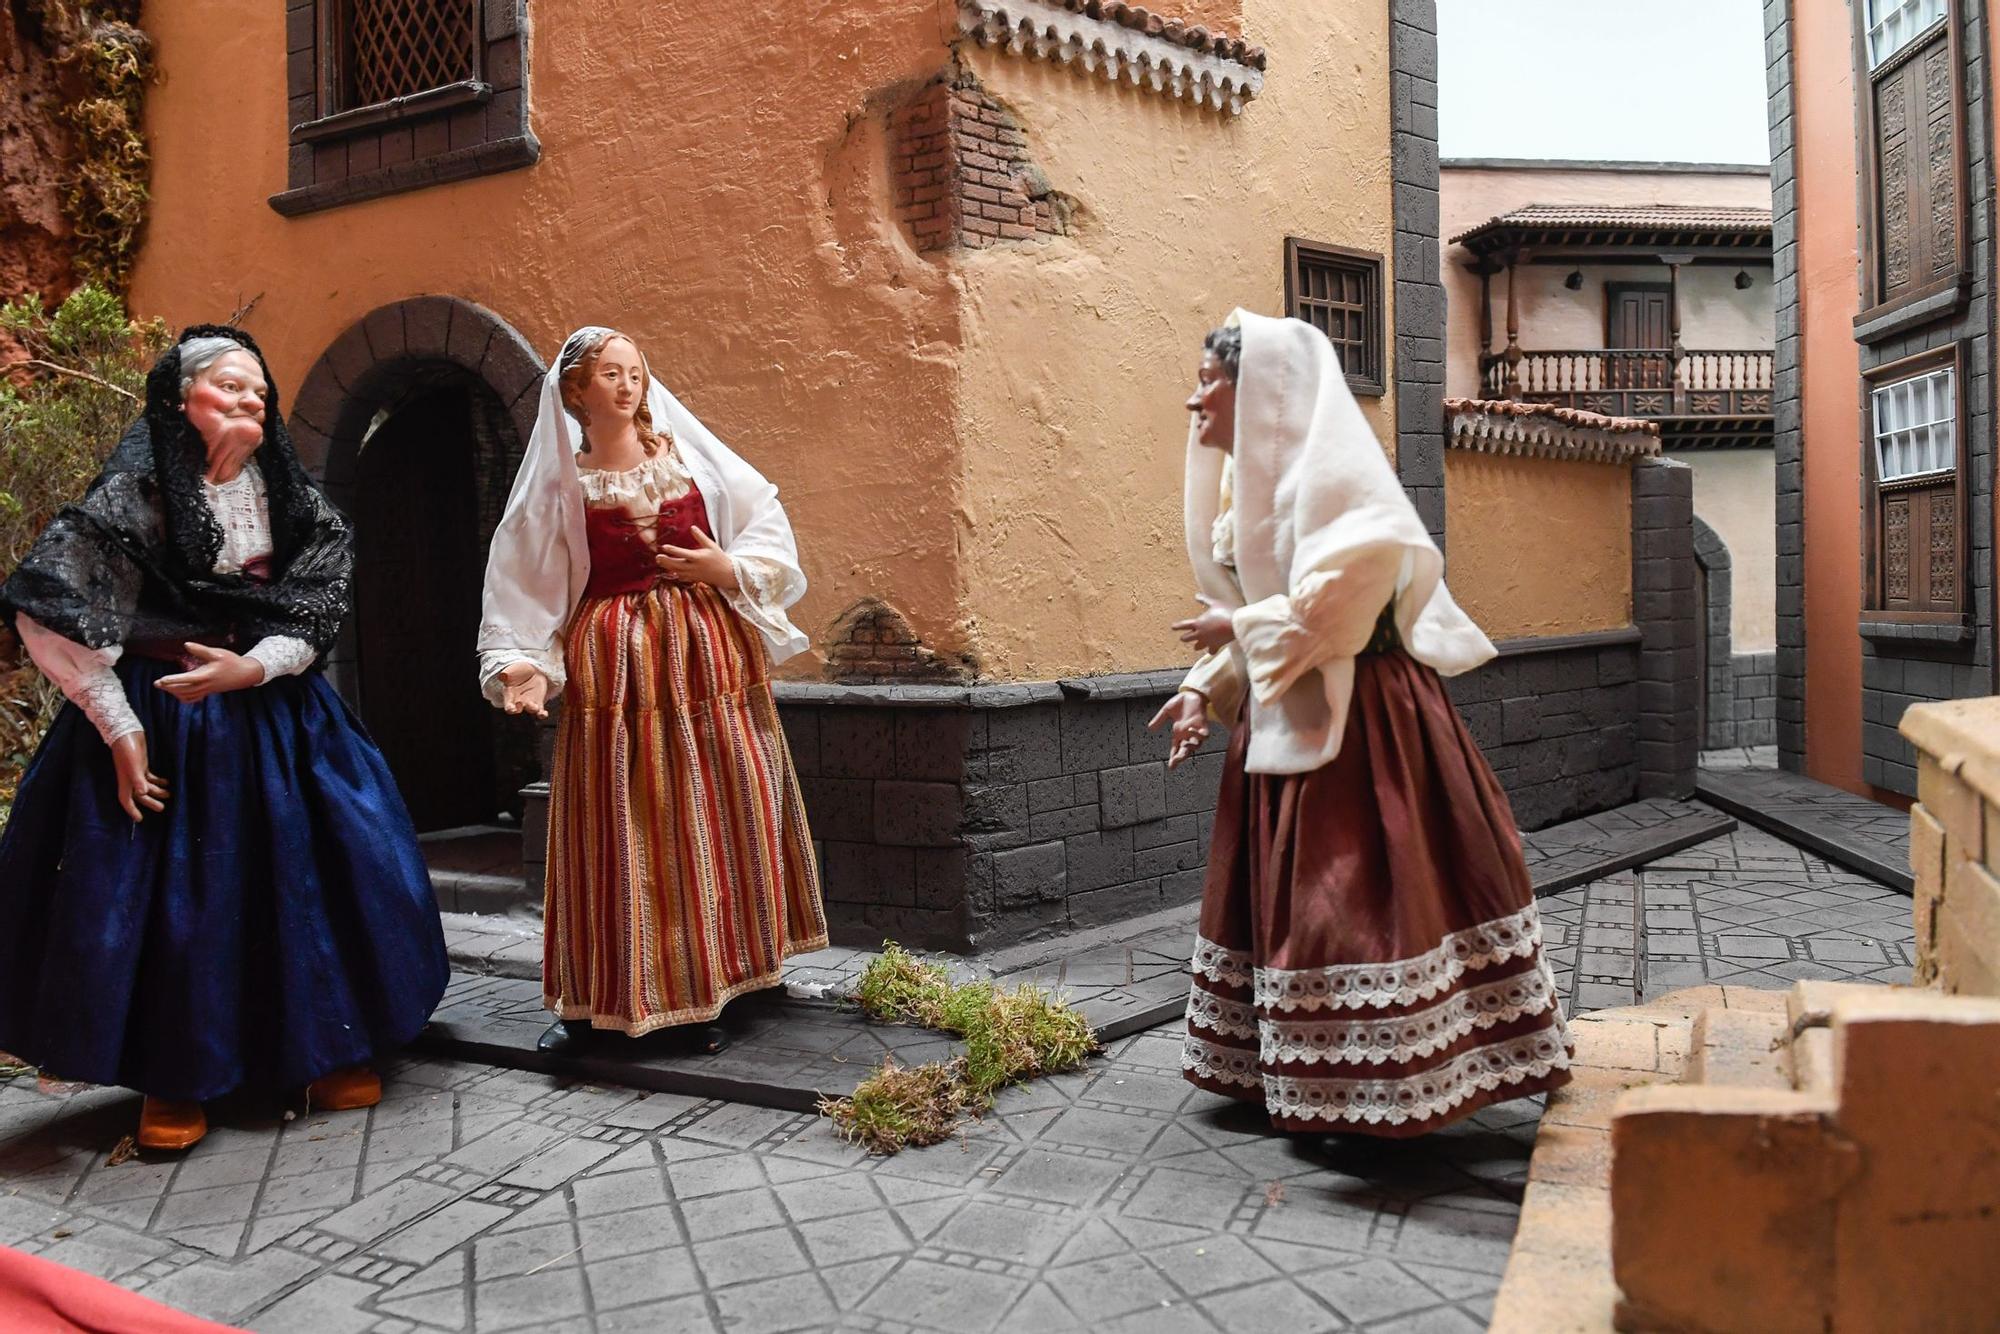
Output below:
[127,1,1393,684]
[1793,1,1866,793]
[1439,165,1775,401]
[951,0,1395,679]
[1443,451,1632,641]
[131,2,969,678]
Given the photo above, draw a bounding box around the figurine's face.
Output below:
[1187,350,1236,453]
[580,336,645,429]
[184,350,268,462]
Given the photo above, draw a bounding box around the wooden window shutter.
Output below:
[1870,25,1958,304]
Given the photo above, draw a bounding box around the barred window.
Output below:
[336,0,481,113]
[1284,238,1385,396]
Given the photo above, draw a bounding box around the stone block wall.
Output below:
[1902,697,2000,995]
[1445,633,1640,830]
[777,672,1219,952]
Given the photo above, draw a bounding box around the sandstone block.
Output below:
[1685,1005,1790,1090]
[1611,1084,1846,1334]
[1829,991,2000,1331]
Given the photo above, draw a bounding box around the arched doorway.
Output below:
[289,298,546,835]
[1692,517,1733,752]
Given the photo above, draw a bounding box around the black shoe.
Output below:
[537,1019,592,1055]
[687,1023,729,1056]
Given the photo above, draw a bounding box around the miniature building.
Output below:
[1769,0,2000,798]
[112,0,1682,948]
[1442,161,1777,755]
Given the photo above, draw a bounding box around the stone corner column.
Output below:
[1632,457,1698,799]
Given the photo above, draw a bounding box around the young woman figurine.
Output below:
[1154,310,1573,1137]
[479,328,826,1056]
[0,326,449,1152]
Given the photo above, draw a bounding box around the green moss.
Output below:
[821,941,1101,1154]
[23,3,155,292]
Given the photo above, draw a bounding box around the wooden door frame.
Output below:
[1603,281,1674,348]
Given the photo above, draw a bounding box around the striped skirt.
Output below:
[1183,648,1572,1136]
[544,580,827,1034]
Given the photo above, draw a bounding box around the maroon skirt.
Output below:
[1182,647,1572,1136]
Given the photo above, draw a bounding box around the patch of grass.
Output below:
[820,942,1100,1154]
[819,1056,969,1156]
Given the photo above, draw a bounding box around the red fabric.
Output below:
[582,485,713,598]
[0,1245,243,1333]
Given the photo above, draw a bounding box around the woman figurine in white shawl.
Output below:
[479,328,827,1055]
[1156,310,1572,1137]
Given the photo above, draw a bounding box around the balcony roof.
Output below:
[1450,204,1773,263]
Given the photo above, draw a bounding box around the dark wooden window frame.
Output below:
[1284,237,1386,396]
[273,0,537,218]
[1861,341,1969,622]
[1850,0,1968,339]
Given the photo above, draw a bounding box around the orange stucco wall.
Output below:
[1792,0,1866,794]
[127,1,1392,684]
[1444,451,1632,641]
[131,2,969,678]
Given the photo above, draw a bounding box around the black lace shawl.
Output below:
[0,325,355,657]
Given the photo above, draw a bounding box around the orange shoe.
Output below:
[305,1066,382,1111]
[137,1097,207,1152]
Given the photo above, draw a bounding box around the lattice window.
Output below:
[1284,238,1384,395]
[338,0,480,112]
[1866,0,1946,68]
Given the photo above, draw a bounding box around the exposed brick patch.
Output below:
[892,71,1075,254]
[825,599,970,684]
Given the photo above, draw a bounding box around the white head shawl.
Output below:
[477,327,810,703]
[1185,309,1494,773]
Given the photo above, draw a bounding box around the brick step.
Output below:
[1683,1000,1791,1091]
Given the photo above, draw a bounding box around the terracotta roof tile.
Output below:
[1052,0,1266,68]
[1449,203,1771,250]
[1444,397,1662,466]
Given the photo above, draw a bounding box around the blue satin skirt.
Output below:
[0,657,449,1102]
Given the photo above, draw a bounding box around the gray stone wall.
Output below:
[777,675,1223,953]
[1633,458,1700,798]
[1855,1,1997,796]
[1716,652,1778,749]
[1390,0,1446,549]
[1444,636,1640,830]
[1765,0,1806,774]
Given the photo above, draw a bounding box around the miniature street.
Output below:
[0,823,1914,1334]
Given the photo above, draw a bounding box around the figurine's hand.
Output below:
[155,643,263,702]
[656,528,739,590]
[1148,690,1212,770]
[1172,601,1235,653]
[110,730,168,823]
[498,661,550,718]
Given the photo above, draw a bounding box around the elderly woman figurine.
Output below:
[1155,310,1572,1138]
[479,328,826,1057]
[0,326,449,1152]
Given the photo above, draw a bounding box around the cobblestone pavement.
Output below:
[0,829,1914,1333]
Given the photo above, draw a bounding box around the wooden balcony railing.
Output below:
[1481,348,1774,419]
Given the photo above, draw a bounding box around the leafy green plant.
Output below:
[0,283,169,816]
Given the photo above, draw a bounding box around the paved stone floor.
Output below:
[0,828,1915,1333]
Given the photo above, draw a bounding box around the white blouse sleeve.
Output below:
[1231,547,1406,707]
[245,636,317,681]
[1180,648,1247,727]
[16,614,141,746]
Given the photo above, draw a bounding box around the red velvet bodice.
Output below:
[582,484,713,599]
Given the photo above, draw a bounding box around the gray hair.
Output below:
[177,335,252,398]
[1203,325,1243,382]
